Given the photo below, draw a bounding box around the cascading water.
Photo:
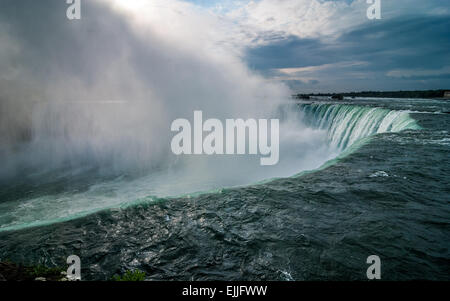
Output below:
[297,103,421,150]
[0,0,447,282]
[0,101,421,232]
[1,97,448,282]
[0,0,423,233]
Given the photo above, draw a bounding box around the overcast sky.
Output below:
[184,0,450,92]
[1,0,449,94]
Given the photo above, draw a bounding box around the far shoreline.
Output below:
[293,89,450,100]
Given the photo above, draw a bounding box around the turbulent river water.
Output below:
[0,97,449,280]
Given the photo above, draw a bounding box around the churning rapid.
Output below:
[1,97,449,281]
[0,0,449,281]
[298,103,421,150]
[0,0,422,233]
[0,100,420,232]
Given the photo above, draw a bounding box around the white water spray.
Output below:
[0,1,420,231]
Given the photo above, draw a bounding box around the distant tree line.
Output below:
[293,90,450,100]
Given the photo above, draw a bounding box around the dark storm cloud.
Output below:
[245,38,333,70]
[245,14,450,92]
[337,15,450,70]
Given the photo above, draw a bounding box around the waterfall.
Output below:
[298,103,421,150]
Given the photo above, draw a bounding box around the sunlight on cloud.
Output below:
[104,0,245,57]
[225,0,369,46]
[277,61,369,75]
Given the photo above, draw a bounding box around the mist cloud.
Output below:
[0,0,289,179]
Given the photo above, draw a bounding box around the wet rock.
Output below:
[35,277,47,281]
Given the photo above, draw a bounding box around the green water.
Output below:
[0,98,448,280]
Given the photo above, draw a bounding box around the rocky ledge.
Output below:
[0,261,75,282]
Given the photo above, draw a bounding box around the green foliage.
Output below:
[29,264,64,278]
[112,270,146,281]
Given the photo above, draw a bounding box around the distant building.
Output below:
[444,91,450,99]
